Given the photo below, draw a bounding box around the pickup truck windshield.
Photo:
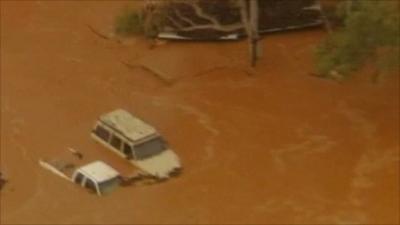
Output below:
[134,137,166,160]
[99,177,120,195]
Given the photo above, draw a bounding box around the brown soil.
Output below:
[1,1,399,224]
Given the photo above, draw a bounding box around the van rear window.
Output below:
[94,125,110,141]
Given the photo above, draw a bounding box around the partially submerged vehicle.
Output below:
[39,149,121,196]
[92,109,181,180]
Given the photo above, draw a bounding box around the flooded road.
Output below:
[1,1,399,224]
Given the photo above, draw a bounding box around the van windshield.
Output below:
[134,137,166,160]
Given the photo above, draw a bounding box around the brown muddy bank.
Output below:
[1,1,399,224]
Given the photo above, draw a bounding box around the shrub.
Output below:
[114,8,144,36]
[316,1,399,77]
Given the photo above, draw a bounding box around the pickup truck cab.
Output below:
[71,161,120,195]
[91,109,181,180]
[39,150,120,196]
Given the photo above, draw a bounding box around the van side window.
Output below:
[94,125,110,142]
[85,178,97,193]
[110,135,122,151]
[123,143,133,159]
[74,173,84,185]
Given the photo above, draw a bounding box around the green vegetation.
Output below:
[114,8,144,36]
[316,1,399,77]
[114,5,167,38]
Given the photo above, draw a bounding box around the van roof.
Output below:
[99,109,157,142]
[78,161,119,183]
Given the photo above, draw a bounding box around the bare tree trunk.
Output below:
[318,0,333,34]
[249,0,260,67]
[239,0,250,34]
[240,0,261,68]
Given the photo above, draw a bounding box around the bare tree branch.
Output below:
[173,8,196,26]
[186,0,221,26]
[166,15,184,29]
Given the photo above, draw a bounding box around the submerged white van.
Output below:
[91,109,181,180]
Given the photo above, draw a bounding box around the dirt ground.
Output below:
[0,1,399,224]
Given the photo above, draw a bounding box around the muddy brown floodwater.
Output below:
[0,1,399,224]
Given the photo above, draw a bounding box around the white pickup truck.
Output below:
[39,149,121,196]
